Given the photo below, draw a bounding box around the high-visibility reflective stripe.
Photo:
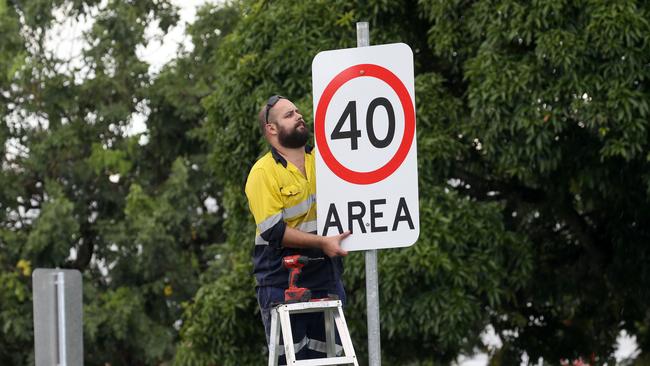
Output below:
[256,219,315,246]
[297,220,317,233]
[274,336,309,356]
[257,193,316,234]
[283,194,316,219]
[255,235,269,245]
[257,212,283,233]
[308,338,343,355]
[255,192,317,247]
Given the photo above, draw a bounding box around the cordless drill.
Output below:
[283,255,323,303]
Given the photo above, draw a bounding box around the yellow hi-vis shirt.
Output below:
[245,146,342,289]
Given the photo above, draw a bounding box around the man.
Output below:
[245,95,350,360]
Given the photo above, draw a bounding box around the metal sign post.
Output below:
[357,21,382,366]
[312,20,419,366]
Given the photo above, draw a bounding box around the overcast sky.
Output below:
[42,0,221,138]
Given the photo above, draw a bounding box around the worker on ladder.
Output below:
[245,95,351,362]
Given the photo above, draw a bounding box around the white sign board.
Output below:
[312,42,419,251]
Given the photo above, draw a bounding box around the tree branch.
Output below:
[452,166,545,203]
[69,222,95,271]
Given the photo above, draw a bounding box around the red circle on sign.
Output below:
[315,63,415,185]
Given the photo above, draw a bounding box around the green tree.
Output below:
[456,1,650,363]
[176,1,530,365]
[176,0,650,365]
[3,0,650,365]
[0,0,237,364]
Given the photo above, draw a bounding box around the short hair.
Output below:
[257,102,268,136]
[258,96,284,135]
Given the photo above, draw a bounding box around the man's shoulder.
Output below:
[247,152,279,185]
[250,151,276,171]
[245,152,280,194]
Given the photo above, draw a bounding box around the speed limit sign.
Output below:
[312,43,419,251]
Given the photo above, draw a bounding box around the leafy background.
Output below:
[1,0,649,365]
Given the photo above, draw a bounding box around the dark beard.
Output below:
[278,125,309,149]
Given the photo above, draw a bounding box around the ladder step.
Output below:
[287,356,357,366]
[279,300,342,313]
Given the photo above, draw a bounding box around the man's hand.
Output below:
[319,231,351,257]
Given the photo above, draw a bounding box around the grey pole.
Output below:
[33,268,83,366]
[55,272,68,366]
[357,21,381,366]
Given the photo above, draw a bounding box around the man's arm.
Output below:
[246,166,349,257]
[282,227,350,258]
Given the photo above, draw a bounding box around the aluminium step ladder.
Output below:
[268,299,359,366]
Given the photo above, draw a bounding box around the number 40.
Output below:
[331,97,396,150]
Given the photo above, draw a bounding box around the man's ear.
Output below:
[265,121,278,136]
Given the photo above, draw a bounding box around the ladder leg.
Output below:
[278,306,297,364]
[272,301,356,366]
[268,307,281,366]
[324,308,336,357]
[334,306,359,366]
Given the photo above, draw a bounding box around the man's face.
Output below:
[269,99,309,148]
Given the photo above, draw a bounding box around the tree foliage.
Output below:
[2,0,650,365]
[176,0,532,364]
[0,0,236,364]
[177,0,650,365]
